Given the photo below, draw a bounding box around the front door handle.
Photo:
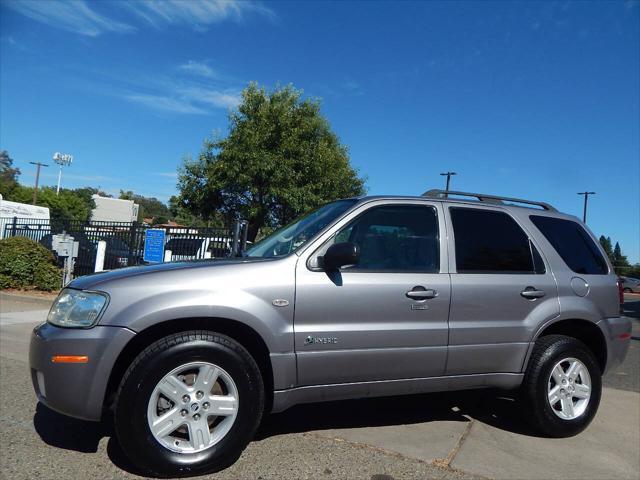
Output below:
[521,287,545,299]
[406,286,438,300]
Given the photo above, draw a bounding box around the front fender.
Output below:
[103,288,294,353]
[94,256,298,355]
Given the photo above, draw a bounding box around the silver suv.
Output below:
[30,190,631,476]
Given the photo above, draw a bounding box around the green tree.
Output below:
[624,264,640,278]
[178,83,366,240]
[168,195,210,226]
[0,150,21,198]
[599,235,613,261]
[612,242,629,270]
[8,185,95,222]
[119,190,171,223]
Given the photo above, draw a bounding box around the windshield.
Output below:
[245,200,357,258]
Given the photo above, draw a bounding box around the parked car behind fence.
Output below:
[621,276,640,293]
[1,217,243,278]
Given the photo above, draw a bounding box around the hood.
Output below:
[68,257,278,290]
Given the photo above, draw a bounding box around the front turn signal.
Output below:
[51,355,89,364]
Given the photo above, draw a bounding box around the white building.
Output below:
[91,195,140,223]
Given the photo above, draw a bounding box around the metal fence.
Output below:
[1,216,245,278]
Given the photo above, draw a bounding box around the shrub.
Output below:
[0,236,61,291]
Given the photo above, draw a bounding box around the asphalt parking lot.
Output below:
[1,291,638,480]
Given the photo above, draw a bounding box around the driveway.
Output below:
[1,291,638,479]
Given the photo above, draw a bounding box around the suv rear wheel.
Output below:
[114,331,264,477]
[521,334,602,437]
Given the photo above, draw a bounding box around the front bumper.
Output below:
[597,316,632,375]
[29,322,135,421]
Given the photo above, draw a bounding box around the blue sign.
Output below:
[144,229,166,263]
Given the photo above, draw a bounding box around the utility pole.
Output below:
[440,171,457,195]
[30,161,49,204]
[577,191,596,223]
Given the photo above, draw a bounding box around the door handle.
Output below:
[521,287,545,299]
[406,287,438,300]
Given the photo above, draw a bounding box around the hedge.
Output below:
[0,236,61,291]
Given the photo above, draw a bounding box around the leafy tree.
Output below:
[8,185,95,222]
[0,150,21,198]
[119,190,171,223]
[75,186,112,199]
[168,195,210,226]
[178,83,366,240]
[624,264,640,279]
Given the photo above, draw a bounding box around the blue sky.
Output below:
[1,0,638,262]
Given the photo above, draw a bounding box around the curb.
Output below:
[0,290,58,306]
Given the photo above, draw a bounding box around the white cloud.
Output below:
[179,86,241,109]
[124,94,208,115]
[4,0,134,37]
[121,86,240,115]
[155,172,179,179]
[342,79,364,96]
[179,61,217,79]
[123,0,275,29]
[5,0,274,37]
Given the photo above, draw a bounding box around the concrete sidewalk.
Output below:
[313,387,640,479]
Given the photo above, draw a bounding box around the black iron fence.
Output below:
[1,217,245,278]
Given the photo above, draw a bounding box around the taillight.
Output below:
[617,278,624,313]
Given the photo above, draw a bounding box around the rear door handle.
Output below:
[521,287,545,299]
[406,287,438,300]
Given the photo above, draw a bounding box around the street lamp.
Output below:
[53,152,73,195]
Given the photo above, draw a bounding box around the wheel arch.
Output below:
[104,317,275,415]
[530,318,607,373]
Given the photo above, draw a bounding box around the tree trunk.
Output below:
[247,222,260,243]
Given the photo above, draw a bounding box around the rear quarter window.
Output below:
[530,216,608,275]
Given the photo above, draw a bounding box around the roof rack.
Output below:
[422,189,557,212]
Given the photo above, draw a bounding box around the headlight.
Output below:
[47,288,108,328]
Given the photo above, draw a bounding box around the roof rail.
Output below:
[422,189,557,212]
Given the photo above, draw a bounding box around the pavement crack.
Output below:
[307,429,488,479]
[435,418,475,469]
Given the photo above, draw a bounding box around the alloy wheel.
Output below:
[146,361,239,453]
[547,357,591,420]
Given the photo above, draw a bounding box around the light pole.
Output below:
[53,152,73,195]
[440,171,457,194]
[29,161,49,204]
[577,191,595,223]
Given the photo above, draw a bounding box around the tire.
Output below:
[114,331,264,477]
[521,334,602,438]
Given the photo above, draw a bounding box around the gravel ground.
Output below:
[0,359,479,480]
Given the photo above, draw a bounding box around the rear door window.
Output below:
[450,207,544,274]
[530,216,608,275]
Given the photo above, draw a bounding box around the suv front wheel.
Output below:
[521,334,602,437]
[114,331,264,477]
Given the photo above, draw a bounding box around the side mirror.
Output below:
[322,242,360,271]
